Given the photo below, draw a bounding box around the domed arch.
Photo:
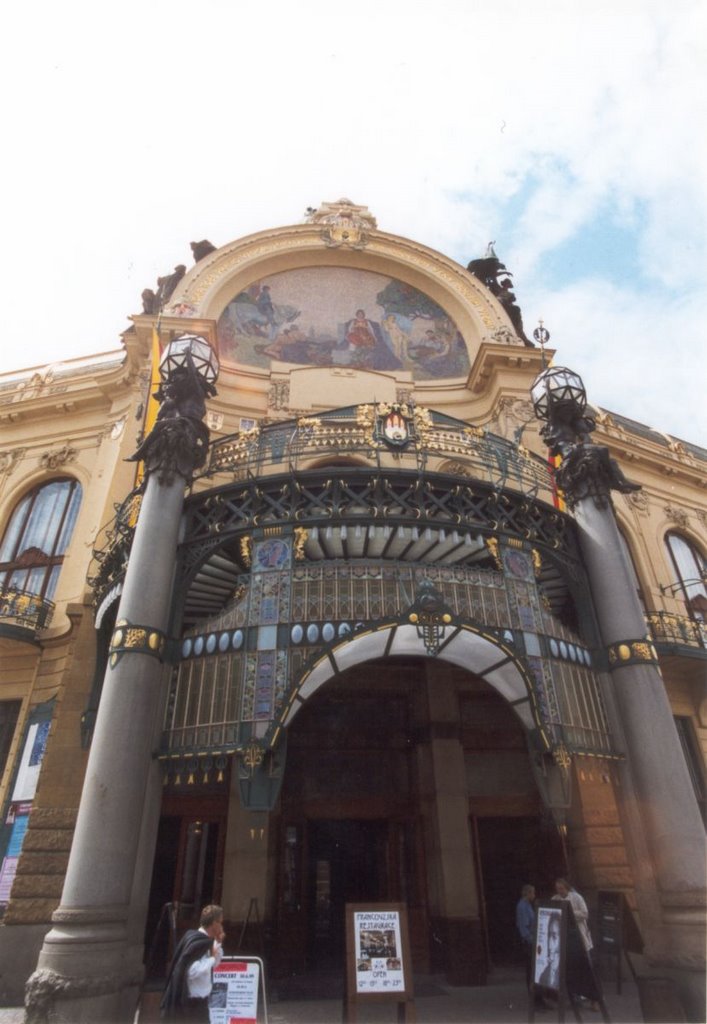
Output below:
[273,620,546,747]
[166,221,518,380]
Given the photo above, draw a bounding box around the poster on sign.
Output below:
[209,959,260,1024]
[352,908,406,995]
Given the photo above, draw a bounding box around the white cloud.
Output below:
[0,0,704,442]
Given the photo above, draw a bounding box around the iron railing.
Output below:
[647,611,706,651]
[0,587,55,634]
[202,407,557,504]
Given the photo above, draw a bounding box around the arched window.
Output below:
[665,533,706,622]
[0,478,82,601]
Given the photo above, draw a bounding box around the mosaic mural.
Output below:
[216,267,470,379]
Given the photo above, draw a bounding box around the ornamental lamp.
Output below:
[159,334,219,386]
[530,365,587,422]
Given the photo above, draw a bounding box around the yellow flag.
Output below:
[134,326,162,489]
[543,355,566,511]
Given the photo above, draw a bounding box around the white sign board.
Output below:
[209,959,260,1024]
[352,909,405,995]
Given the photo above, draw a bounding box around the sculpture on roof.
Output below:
[156,265,186,307]
[190,240,217,262]
[467,243,534,347]
[305,197,377,249]
[140,265,187,316]
[141,288,159,315]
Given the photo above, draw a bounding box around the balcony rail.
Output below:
[0,587,55,634]
[202,405,557,505]
[647,611,706,651]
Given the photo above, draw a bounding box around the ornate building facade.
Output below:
[0,201,704,1019]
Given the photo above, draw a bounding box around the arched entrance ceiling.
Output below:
[275,622,544,746]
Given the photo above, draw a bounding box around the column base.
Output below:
[27,907,142,1023]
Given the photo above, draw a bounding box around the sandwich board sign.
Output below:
[345,903,415,1022]
[209,956,268,1024]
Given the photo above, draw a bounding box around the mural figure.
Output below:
[336,309,402,371]
[216,268,471,380]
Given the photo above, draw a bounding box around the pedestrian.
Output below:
[553,878,601,1011]
[516,884,536,991]
[160,904,225,1021]
[516,883,549,1010]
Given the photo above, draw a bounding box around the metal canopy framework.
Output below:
[88,404,617,788]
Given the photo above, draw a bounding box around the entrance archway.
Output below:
[271,637,560,986]
[276,621,544,747]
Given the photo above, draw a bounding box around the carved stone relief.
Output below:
[40,446,78,471]
[664,504,690,528]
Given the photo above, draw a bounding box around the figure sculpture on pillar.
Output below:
[129,351,217,486]
[539,393,640,510]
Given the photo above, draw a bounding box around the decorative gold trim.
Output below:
[109,619,166,667]
[606,638,659,668]
[553,743,572,770]
[241,744,265,776]
[485,536,501,570]
[293,527,308,561]
[532,549,542,577]
[240,535,252,568]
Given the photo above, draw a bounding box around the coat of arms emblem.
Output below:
[375,402,415,451]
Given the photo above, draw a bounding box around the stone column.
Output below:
[574,495,706,1016]
[26,473,185,1023]
[529,365,705,1018]
[26,343,218,1023]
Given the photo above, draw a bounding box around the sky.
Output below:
[1,0,705,442]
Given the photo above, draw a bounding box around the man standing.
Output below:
[553,878,601,1011]
[160,904,225,1021]
[516,885,537,994]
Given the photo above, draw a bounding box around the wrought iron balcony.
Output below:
[647,611,706,653]
[90,407,578,630]
[0,587,55,640]
[202,405,557,503]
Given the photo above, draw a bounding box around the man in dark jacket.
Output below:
[160,904,225,1021]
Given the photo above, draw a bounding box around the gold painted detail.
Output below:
[0,587,55,631]
[109,620,166,666]
[553,743,572,770]
[293,527,308,561]
[532,549,542,577]
[607,638,659,668]
[241,744,265,775]
[305,198,378,250]
[240,535,252,568]
[357,402,433,446]
[208,425,260,473]
[485,537,501,570]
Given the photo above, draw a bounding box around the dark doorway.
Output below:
[307,819,388,968]
[143,803,226,979]
[474,815,565,966]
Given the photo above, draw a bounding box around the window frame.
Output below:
[665,532,706,622]
[0,478,82,602]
